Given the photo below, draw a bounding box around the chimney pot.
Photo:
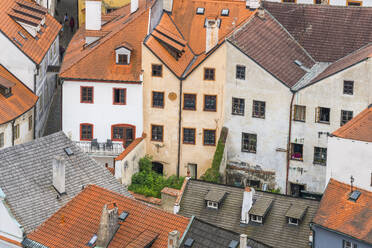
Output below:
[52,156,66,195]
[240,234,247,248]
[168,230,180,248]
[85,0,102,31]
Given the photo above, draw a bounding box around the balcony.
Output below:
[74,140,124,157]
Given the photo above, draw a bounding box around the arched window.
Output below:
[111,124,136,148]
[80,123,93,141]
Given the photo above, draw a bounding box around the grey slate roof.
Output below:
[249,198,273,217]
[0,131,130,233]
[180,217,271,248]
[204,189,226,203]
[285,204,308,220]
[178,180,320,248]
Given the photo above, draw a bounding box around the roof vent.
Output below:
[86,234,97,247]
[294,60,310,72]
[349,190,361,202]
[221,9,229,16]
[64,147,74,156]
[18,31,27,40]
[294,60,302,67]
[228,240,239,248]
[184,238,194,247]
[118,211,129,221]
[196,7,205,15]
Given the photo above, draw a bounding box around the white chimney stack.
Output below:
[163,0,173,12]
[85,0,102,31]
[205,19,220,53]
[131,0,138,14]
[246,0,260,9]
[52,156,66,194]
[168,230,180,248]
[240,234,248,248]
[241,187,255,224]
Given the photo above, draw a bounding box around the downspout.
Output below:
[33,67,38,139]
[177,79,183,178]
[60,79,63,131]
[11,120,15,146]
[286,91,295,195]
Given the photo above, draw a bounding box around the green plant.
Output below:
[268,188,281,194]
[200,140,225,183]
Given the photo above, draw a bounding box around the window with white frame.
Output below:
[288,217,299,225]
[207,201,218,209]
[115,47,131,65]
[250,215,262,223]
[343,240,358,248]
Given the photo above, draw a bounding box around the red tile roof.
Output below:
[115,137,144,161]
[26,185,190,248]
[332,105,372,142]
[0,0,61,65]
[313,179,372,244]
[0,65,38,125]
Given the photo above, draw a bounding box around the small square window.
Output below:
[204,68,215,81]
[183,128,196,144]
[152,91,164,108]
[80,124,93,141]
[221,9,229,16]
[236,65,245,80]
[204,95,216,111]
[184,94,196,110]
[118,54,128,65]
[81,87,94,103]
[203,129,216,146]
[252,100,265,119]
[288,217,299,225]
[113,88,126,105]
[232,97,245,115]
[151,125,163,142]
[250,215,262,223]
[294,105,306,122]
[196,7,205,14]
[207,201,218,209]
[242,133,257,153]
[291,143,303,161]
[152,64,162,77]
[343,80,354,95]
[315,107,330,123]
[314,147,327,165]
[340,110,353,126]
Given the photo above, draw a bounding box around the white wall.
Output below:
[62,80,143,142]
[265,0,372,6]
[86,0,102,31]
[327,137,372,191]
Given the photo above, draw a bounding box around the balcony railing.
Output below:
[74,141,124,157]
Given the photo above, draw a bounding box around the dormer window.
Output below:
[288,217,299,225]
[248,198,273,224]
[250,215,262,223]
[118,54,129,65]
[207,201,218,209]
[204,190,227,210]
[115,42,132,65]
[285,204,308,226]
[0,76,15,98]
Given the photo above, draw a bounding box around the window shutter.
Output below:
[315,107,320,123]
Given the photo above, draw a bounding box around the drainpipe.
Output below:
[176,79,183,178]
[33,68,38,139]
[11,120,15,146]
[286,91,295,195]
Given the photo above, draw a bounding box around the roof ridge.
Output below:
[329,179,372,196]
[265,1,372,9]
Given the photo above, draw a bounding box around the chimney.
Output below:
[168,230,180,248]
[131,0,138,14]
[205,19,220,53]
[240,234,247,248]
[52,156,66,195]
[257,7,265,19]
[85,0,102,31]
[240,187,255,224]
[163,0,173,12]
[96,203,119,247]
[246,0,260,9]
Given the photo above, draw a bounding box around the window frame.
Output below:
[203,129,216,146]
[288,217,299,225]
[204,68,215,81]
[315,107,330,124]
[80,123,93,141]
[291,143,303,161]
[347,0,362,6]
[112,88,127,105]
[152,91,164,108]
[111,124,136,144]
[252,100,266,119]
[14,124,20,140]
[293,105,306,122]
[117,54,129,65]
[151,124,164,142]
[241,133,257,153]
[236,65,246,80]
[183,93,197,110]
[207,201,218,209]
[232,97,245,116]
[0,132,4,148]
[250,215,263,223]
[343,80,354,95]
[28,115,33,131]
[313,147,327,166]
[151,64,163,77]
[80,86,94,104]
[204,94,217,112]
[183,128,196,145]
[340,110,353,126]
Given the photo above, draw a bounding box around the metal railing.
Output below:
[74,141,124,157]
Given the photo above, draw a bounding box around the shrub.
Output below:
[200,140,224,183]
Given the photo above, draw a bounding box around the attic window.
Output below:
[115,44,132,65]
[349,190,361,202]
[196,7,205,15]
[204,190,227,209]
[64,147,74,156]
[13,37,23,47]
[87,234,97,247]
[207,200,218,209]
[119,211,129,221]
[228,240,239,248]
[250,215,263,223]
[288,217,299,225]
[221,9,229,16]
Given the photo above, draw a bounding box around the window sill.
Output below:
[242,150,256,154]
[313,161,326,166]
[291,158,303,162]
[316,121,330,125]
[151,139,163,143]
[81,101,94,104]
[183,108,196,111]
[232,112,244,116]
[252,115,265,119]
[183,142,195,145]
[113,103,126,105]
[204,109,217,112]
[152,105,164,109]
[293,119,306,123]
[152,75,162,78]
[203,143,216,146]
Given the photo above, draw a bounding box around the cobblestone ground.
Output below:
[43,0,78,136]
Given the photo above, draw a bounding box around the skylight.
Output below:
[221,9,229,16]
[228,240,239,248]
[196,7,205,15]
[18,31,27,40]
[119,211,129,221]
[349,190,361,202]
[87,234,97,247]
[64,147,74,156]
[184,238,194,247]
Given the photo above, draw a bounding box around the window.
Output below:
[204,68,215,81]
[236,65,245,80]
[183,128,196,144]
[204,95,217,111]
[232,98,245,115]
[118,54,128,65]
[341,110,353,126]
[343,240,358,248]
[203,129,216,146]
[111,124,135,147]
[314,147,327,165]
[13,124,20,140]
[80,124,93,141]
[196,7,205,14]
[183,94,196,110]
[113,88,126,105]
[221,9,229,16]
[151,125,163,142]
[28,115,33,131]
[347,0,362,6]
[252,100,265,118]
[152,64,162,77]
[152,91,164,108]
[207,201,218,209]
[282,0,296,2]
[315,107,330,123]
[242,133,257,153]
[343,80,354,95]
[288,217,299,225]
[291,143,303,160]
[250,215,262,223]
[0,133,4,148]
[294,105,306,122]
[188,163,197,179]
[80,86,93,103]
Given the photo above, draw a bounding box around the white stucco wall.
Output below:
[265,0,372,6]
[326,137,372,191]
[62,80,143,142]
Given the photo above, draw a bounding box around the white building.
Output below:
[265,0,371,7]
[0,0,61,138]
[34,0,56,16]
[60,0,145,166]
[326,106,372,192]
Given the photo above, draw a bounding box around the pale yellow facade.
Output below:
[142,43,227,178]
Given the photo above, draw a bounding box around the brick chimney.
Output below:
[168,230,180,248]
[52,156,66,195]
[240,234,247,248]
[205,19,220,53]
[85,0,102,31]
[240,187,255,224]
[96,203,119,247]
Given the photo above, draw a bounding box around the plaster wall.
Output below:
[326,137,372,191]
[0,200,23,246]
[290,60,372,193]
[0,123,13,149]
[62,80,143,142]
[265,0,372,6]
